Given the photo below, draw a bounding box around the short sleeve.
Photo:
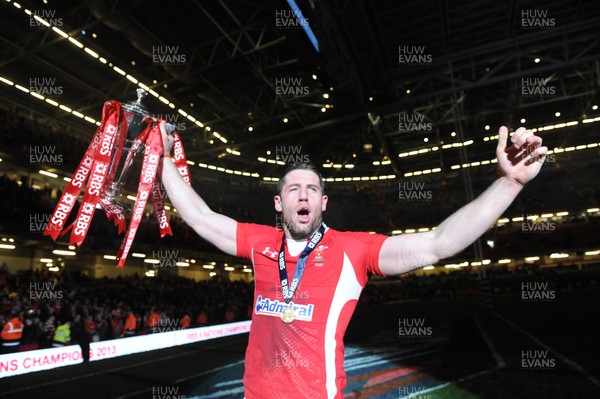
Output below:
[334,230,389,284]
[359,233,388,277]
[236,222,280,259]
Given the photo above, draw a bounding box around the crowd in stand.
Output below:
[359,262,600,305]
[0,265,253,354]
[1,260,598,354]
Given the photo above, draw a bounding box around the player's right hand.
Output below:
[158,120,175,156]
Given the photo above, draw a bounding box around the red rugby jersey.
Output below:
[236,223,387,399]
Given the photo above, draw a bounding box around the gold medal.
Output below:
[281,306,295,324]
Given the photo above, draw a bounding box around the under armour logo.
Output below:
[262,246,278,258]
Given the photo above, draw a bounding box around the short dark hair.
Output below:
[277,161,325,196]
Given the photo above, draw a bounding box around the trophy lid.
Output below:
[122,88,149,117]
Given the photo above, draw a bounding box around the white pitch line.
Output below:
[475,317,506,368]
[493,311,600,389]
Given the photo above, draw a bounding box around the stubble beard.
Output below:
[283,211,322,240]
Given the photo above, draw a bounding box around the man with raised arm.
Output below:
[159,122,546,399]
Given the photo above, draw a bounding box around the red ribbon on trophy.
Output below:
[43,91,191,268]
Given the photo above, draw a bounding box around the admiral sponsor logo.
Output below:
[255,296,314,322]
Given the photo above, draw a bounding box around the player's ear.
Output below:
[274,195,283,212]
[321,195,328,212]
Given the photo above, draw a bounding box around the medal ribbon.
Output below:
[278,223,327,304]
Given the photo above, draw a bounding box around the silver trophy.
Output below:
[102,88,152,211]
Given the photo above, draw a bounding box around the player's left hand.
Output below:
[496,126,548,186]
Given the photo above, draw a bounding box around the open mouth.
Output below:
[297,208,310,223]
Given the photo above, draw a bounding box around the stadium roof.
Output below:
[1,0,599,183]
